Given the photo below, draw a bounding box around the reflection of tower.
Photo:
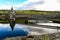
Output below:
[9,7,15,31]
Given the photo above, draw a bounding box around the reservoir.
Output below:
[0,20,60,40]
[0,24,28,40]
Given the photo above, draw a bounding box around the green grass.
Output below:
[0,10,60,15]
[15,10,49,14]
[0,20,7,23]
[16,19,25,23]
[0,10,60,23]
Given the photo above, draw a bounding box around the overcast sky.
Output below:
[0,0,60,11]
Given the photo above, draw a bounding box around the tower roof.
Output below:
[11,7,13,11]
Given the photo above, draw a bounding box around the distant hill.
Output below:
[0,10,60,18]
[0,10,60,14]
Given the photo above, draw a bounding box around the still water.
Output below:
[0,24,28,39]
[0,22,60,40]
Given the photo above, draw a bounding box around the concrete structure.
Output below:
[9,7,15,30]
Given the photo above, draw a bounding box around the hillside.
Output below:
[0,10,60,14]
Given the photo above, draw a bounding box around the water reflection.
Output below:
[0,24,28,39]
[0,23,60,40]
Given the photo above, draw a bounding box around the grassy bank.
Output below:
[0,10,60,23]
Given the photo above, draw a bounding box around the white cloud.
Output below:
[33,0,60,11]
[0,5,11,10]
[0,0,44,10]
[23,0,60,11]
[28,0,42,2]
[0,0,60,11]
[15,0,60,11]
[14,0,44,10]
[0,1,12,10]
[15,0,42,7]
